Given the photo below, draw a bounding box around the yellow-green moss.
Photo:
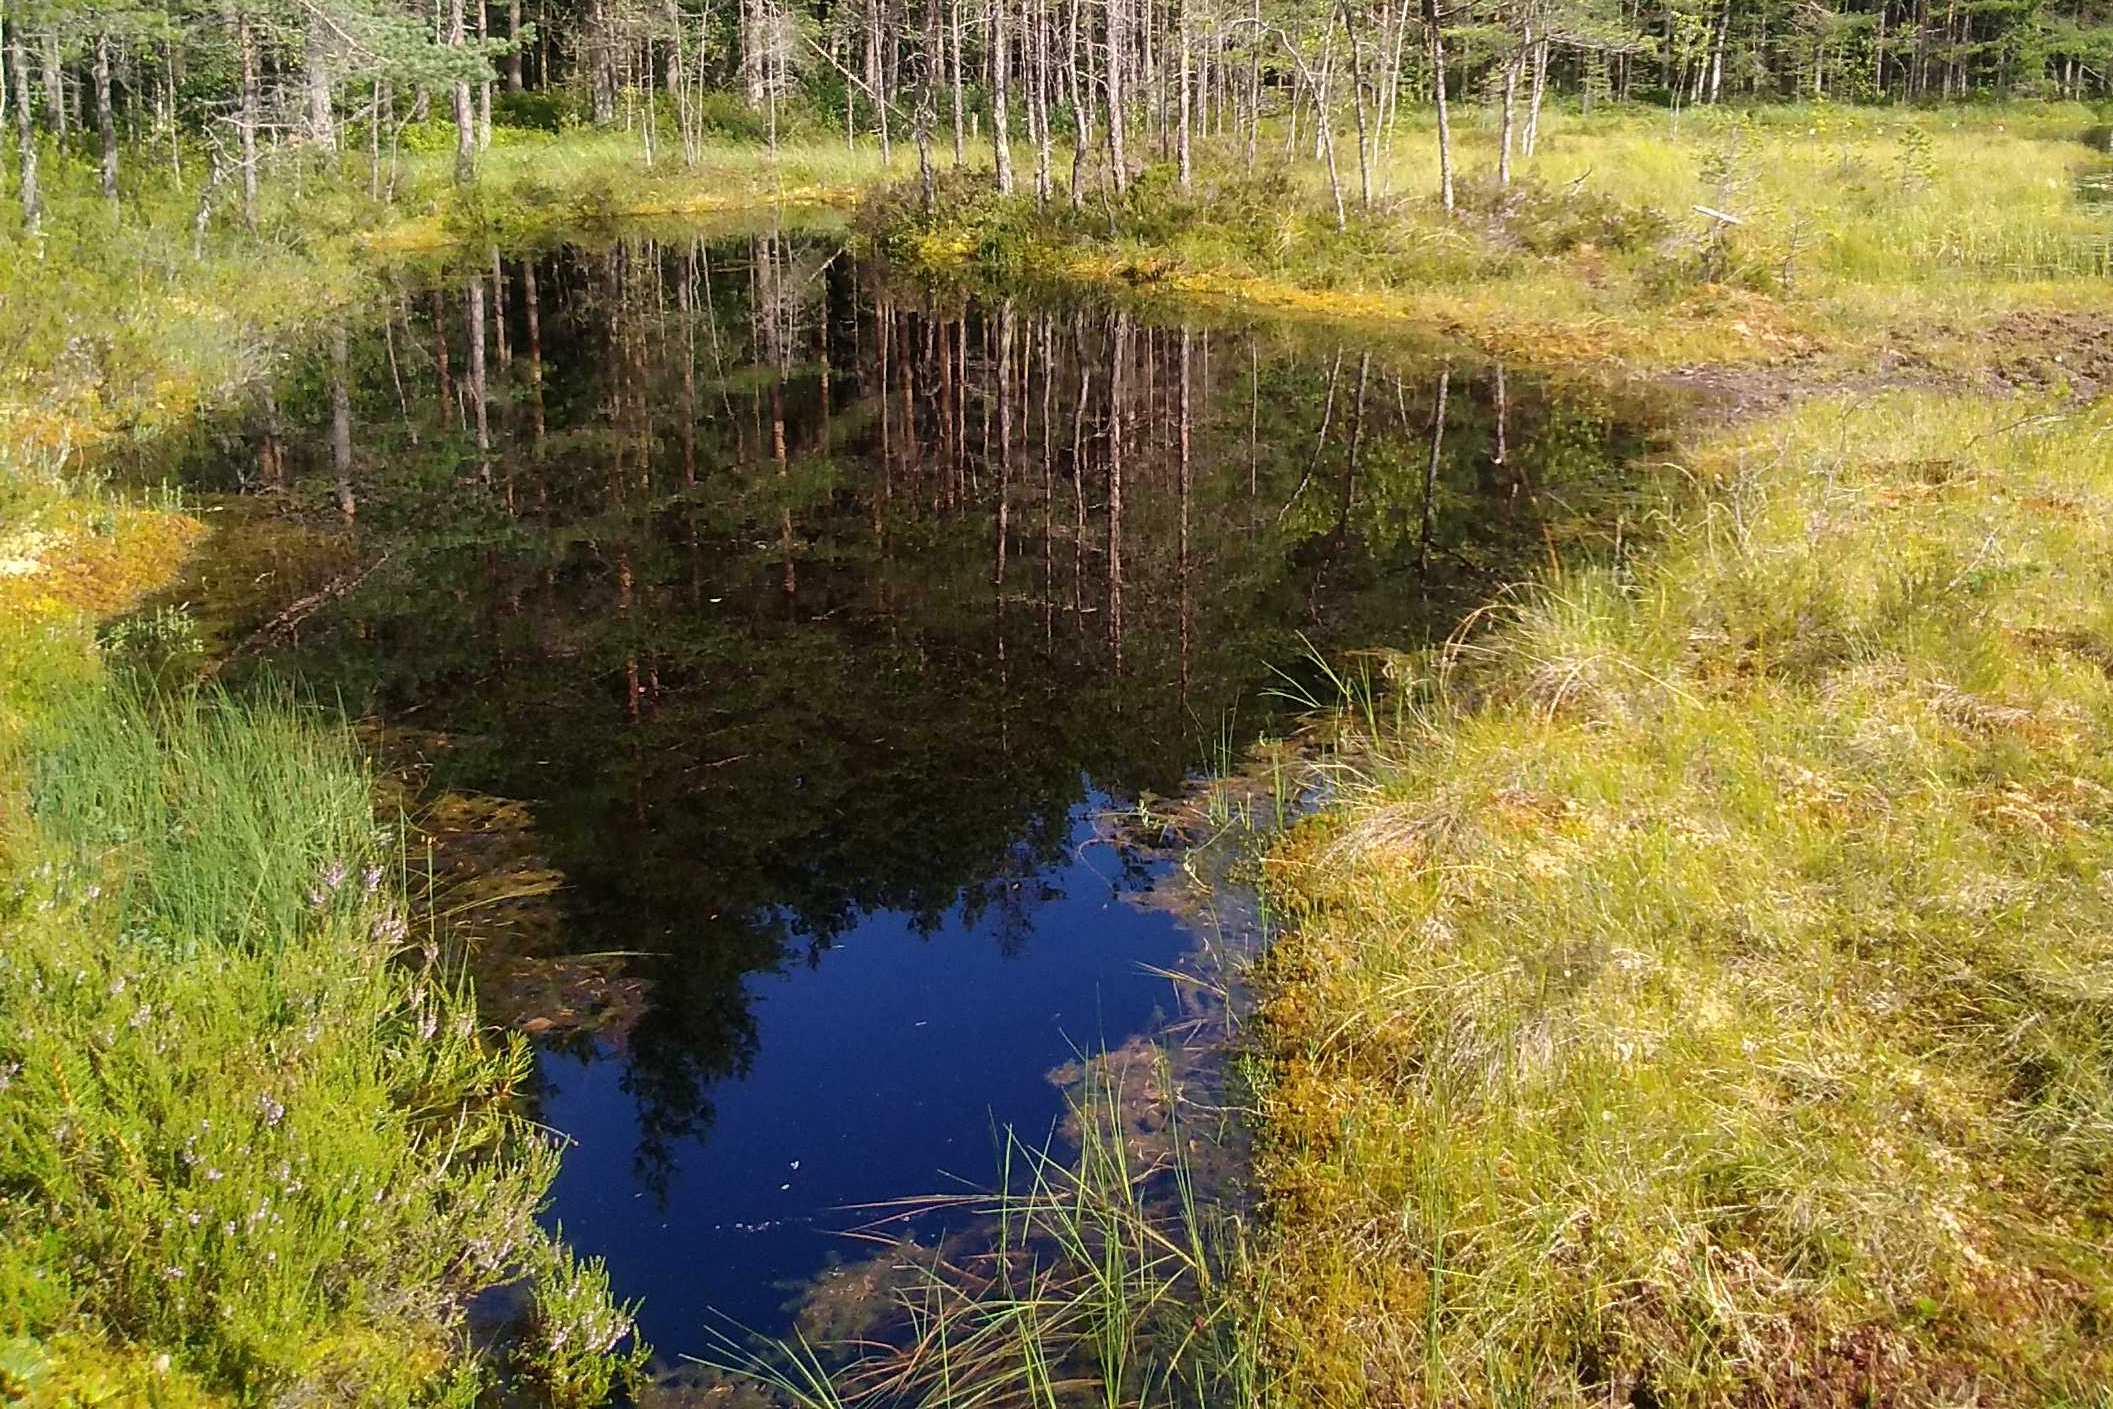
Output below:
[1250,390,2113,1404]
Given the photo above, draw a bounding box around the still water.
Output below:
[167,223,1657,1364]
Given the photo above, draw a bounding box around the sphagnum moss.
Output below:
[1249,389,2113,1404]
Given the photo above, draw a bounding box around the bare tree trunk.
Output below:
[1245,0,1260,171]
[1032,0,1053,202]
[992,0,1016,192]
[1498,28,1521,185]
[369,77,383,197]
[741,0,766,104]
[587,0,615,122]
[467,275,491,481]
[1104,0,1128,192]
[238,12,259,227]
[950,1,965,165]
[450,0,477,182]
[1425,0,1453,212]
[330,325,356,521]
[1068,0,1091,207]
[1176,0,1192,190]
[476,0,492,147]
[39,26,60,141]
[306,14,336,153]
[508,0,524,88]
[9,35,37,235]
[1522,34,1547,156]
[865,0,890,157]
[1419,365,1448,570]
[916,0,937,203]
[1344,0,1371,212]
[1711,0,1731,101]
[94,31,117,209]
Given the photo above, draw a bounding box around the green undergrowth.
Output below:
[0,447,649,1403]
[863,100,2113,376]
[1251,390,2113,1403]
[0,127,909,458]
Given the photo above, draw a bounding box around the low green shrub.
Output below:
[0,683,650,1402]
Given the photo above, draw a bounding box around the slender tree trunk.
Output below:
[1245,0,1260,171]
[238,12,259,227]
[1316,68,1346,230]
[1419,365,1448,570]
[450,0,477,182]
[865,0,890,157]
[476,0,492,147]
[1711,0,1730,101]
[1345,1,1371,212]
[916,0,937,204]
[1176,0,1192,190]
[587,0,614,122]
[992,0,1016,192]
[1425,0,1452,213]
[1069,0,1091,206]
[8,35,36,235]
[94,31,117,210]
[330,325,356,521]
[38,26,59,141]
[508,0,524,88]
[950,2,966,165]
[467,275,491,481]
[1498,29,1521,185]
[1523,34,1547,155]
[1104,0,1128,192]
[1032,0,1053,202]
[306,14,336,153]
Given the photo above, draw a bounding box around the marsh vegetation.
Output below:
[5,0,2113,1401]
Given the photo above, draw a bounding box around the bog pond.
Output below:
[149,221,1665,1371]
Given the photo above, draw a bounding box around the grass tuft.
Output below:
[1250,389,2113,1403]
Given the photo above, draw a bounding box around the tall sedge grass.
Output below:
[701,1050,1273,1407]
[0,673,647,1400]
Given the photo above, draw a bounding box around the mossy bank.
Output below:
[1248,389,2113,1402]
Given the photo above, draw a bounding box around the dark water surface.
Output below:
[163,224,1659,1362]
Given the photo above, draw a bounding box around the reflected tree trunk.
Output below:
[467,275,491,481]
[1106,312,1127,671]
[1419,364,1450,570]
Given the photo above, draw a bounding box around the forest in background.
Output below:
[6,0,2113,234]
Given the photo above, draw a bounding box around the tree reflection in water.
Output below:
[170,225,1661,1349]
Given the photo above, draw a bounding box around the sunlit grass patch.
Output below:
[875,102,2113,378]
[1250,390,2113,1402]
[0,678,651,1401]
